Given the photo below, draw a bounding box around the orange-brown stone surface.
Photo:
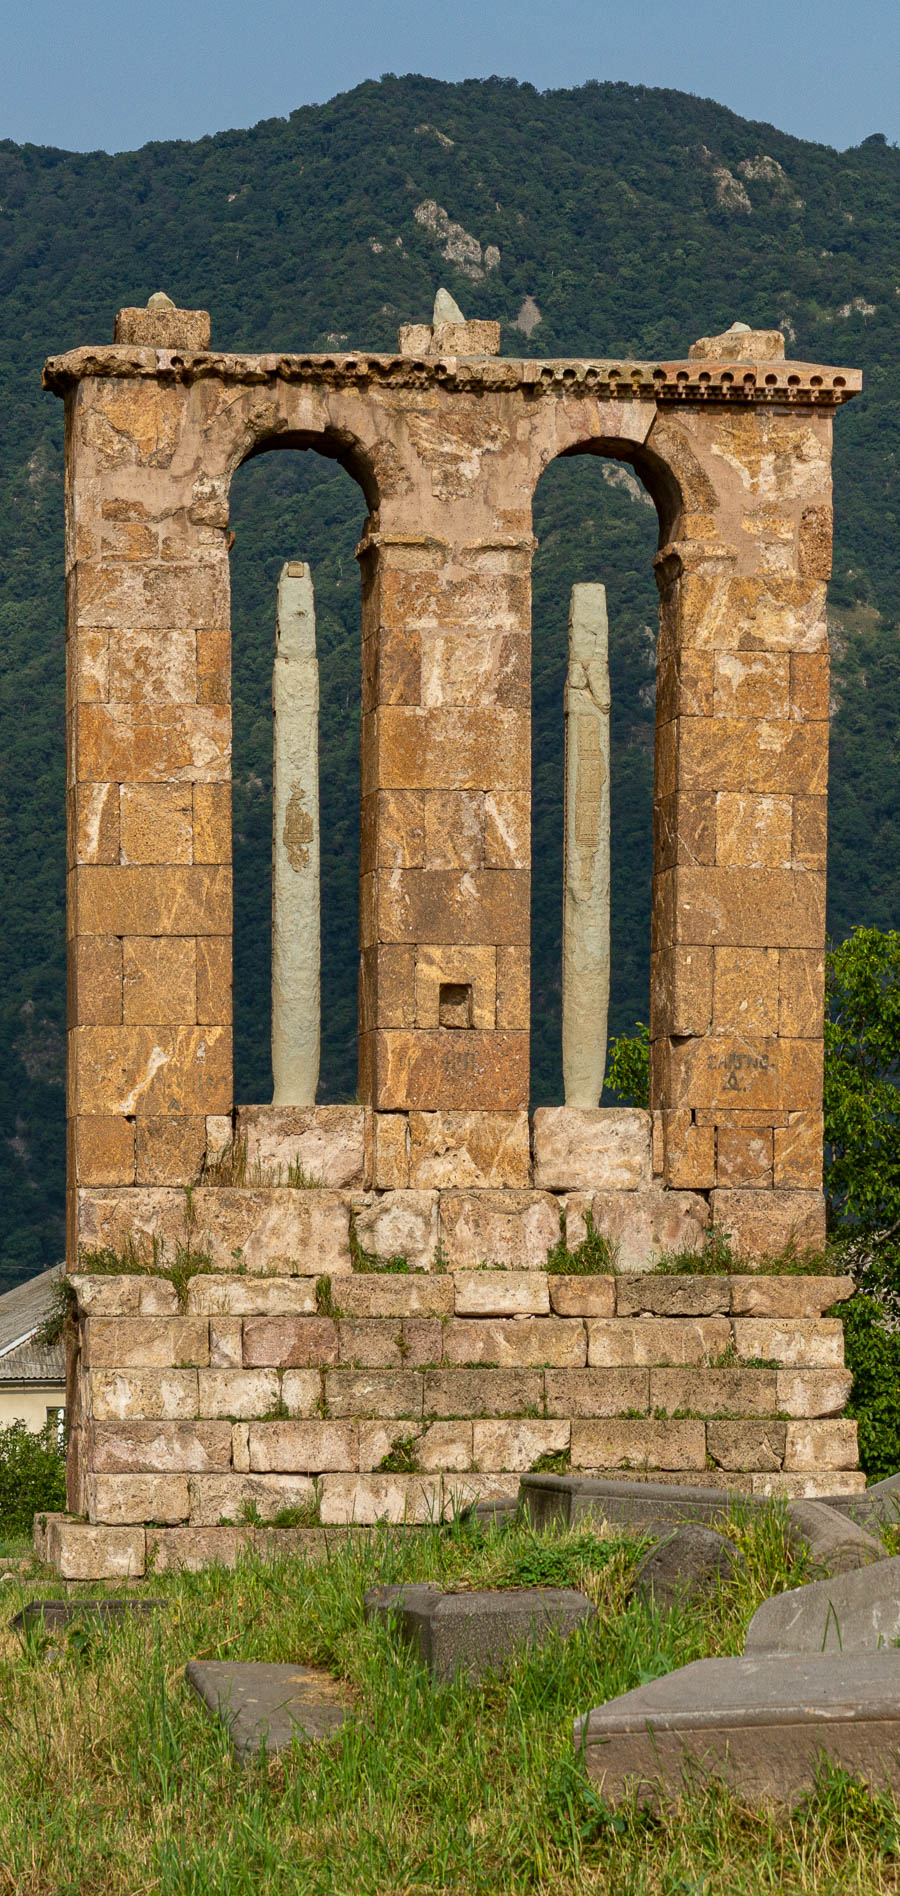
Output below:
[48,321,861,1558]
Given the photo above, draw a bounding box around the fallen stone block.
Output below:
[364,1583,594,1680]
[458,1494,520,1529]
[519,1474,753,1535]
[786,1499,887,1575]
[13,1597,167,1638]
[577,1652,900,1805]
[185,1660,349,1756]
[632,1525,745,1611]
[745,1554,900,1655]
[828,1470,900,1529]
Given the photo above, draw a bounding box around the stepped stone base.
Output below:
[44,1254,860,1574]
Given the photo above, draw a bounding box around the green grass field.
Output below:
[1,1508,899,1895]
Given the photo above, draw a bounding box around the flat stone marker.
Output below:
[364,1584,594,1681]
[632,1526,744,1611]
[745,1554,900,1655]
[185,1661,349,1757]
[13,1597,168,1636]
[577,1652,900,1806]
[519,1474,751,1535]
[787,1500,886,1575]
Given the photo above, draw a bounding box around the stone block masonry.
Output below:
[50,1265,862,1571]
[46,294,861,1569]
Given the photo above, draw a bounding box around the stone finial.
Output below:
[433,287,466,324]
[114,294,211,350]
[688,322,786,363]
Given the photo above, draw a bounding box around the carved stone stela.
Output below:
[41,295,864,1572]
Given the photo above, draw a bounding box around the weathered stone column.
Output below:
[271,561,320,1106]
[563,583,611,1107]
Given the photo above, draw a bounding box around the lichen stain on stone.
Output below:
[283,783,314,870]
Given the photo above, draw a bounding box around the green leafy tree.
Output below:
[842,1296,900,1482]
[824,925,900,1253]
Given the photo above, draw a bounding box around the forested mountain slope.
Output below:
[0,76,897,1285]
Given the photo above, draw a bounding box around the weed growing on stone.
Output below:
[655,1225,739,1275]
[377,1434,422,1474]
[201,1138,322,1190]
[2,1502,890,1894]
[284,1158,325,1189]
[654,1228,832,1277]
[74,1232,216,1309]
[349,1213,410,1275]
[315,1274,341,1319]
[529,1447,572,1474]
[546,1210,618,1276]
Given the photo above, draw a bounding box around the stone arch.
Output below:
[527,427,682,1109]
[201,406,386,1114]
[53,303,853,1257]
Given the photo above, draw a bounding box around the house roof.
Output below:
[0,1266,65,1385]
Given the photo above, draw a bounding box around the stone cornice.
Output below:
[43,345,862,406]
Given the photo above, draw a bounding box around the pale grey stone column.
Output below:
[272,561,320,1105]
[562,583,611,1108]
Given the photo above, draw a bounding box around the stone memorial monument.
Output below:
[38,293,863,1574]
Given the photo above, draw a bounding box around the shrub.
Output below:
[606,1021,649,1110]
[0,1418,66,1540]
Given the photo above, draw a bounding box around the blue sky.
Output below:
[2,0,897,155]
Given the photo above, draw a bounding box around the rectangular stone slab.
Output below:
[745,1554,900,1654]
[577,1652,900,1805]
[519,1473,754,1533]
[185,1660,348,1756]
[13,1597,168,1636]
[364,1583,594,1680]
